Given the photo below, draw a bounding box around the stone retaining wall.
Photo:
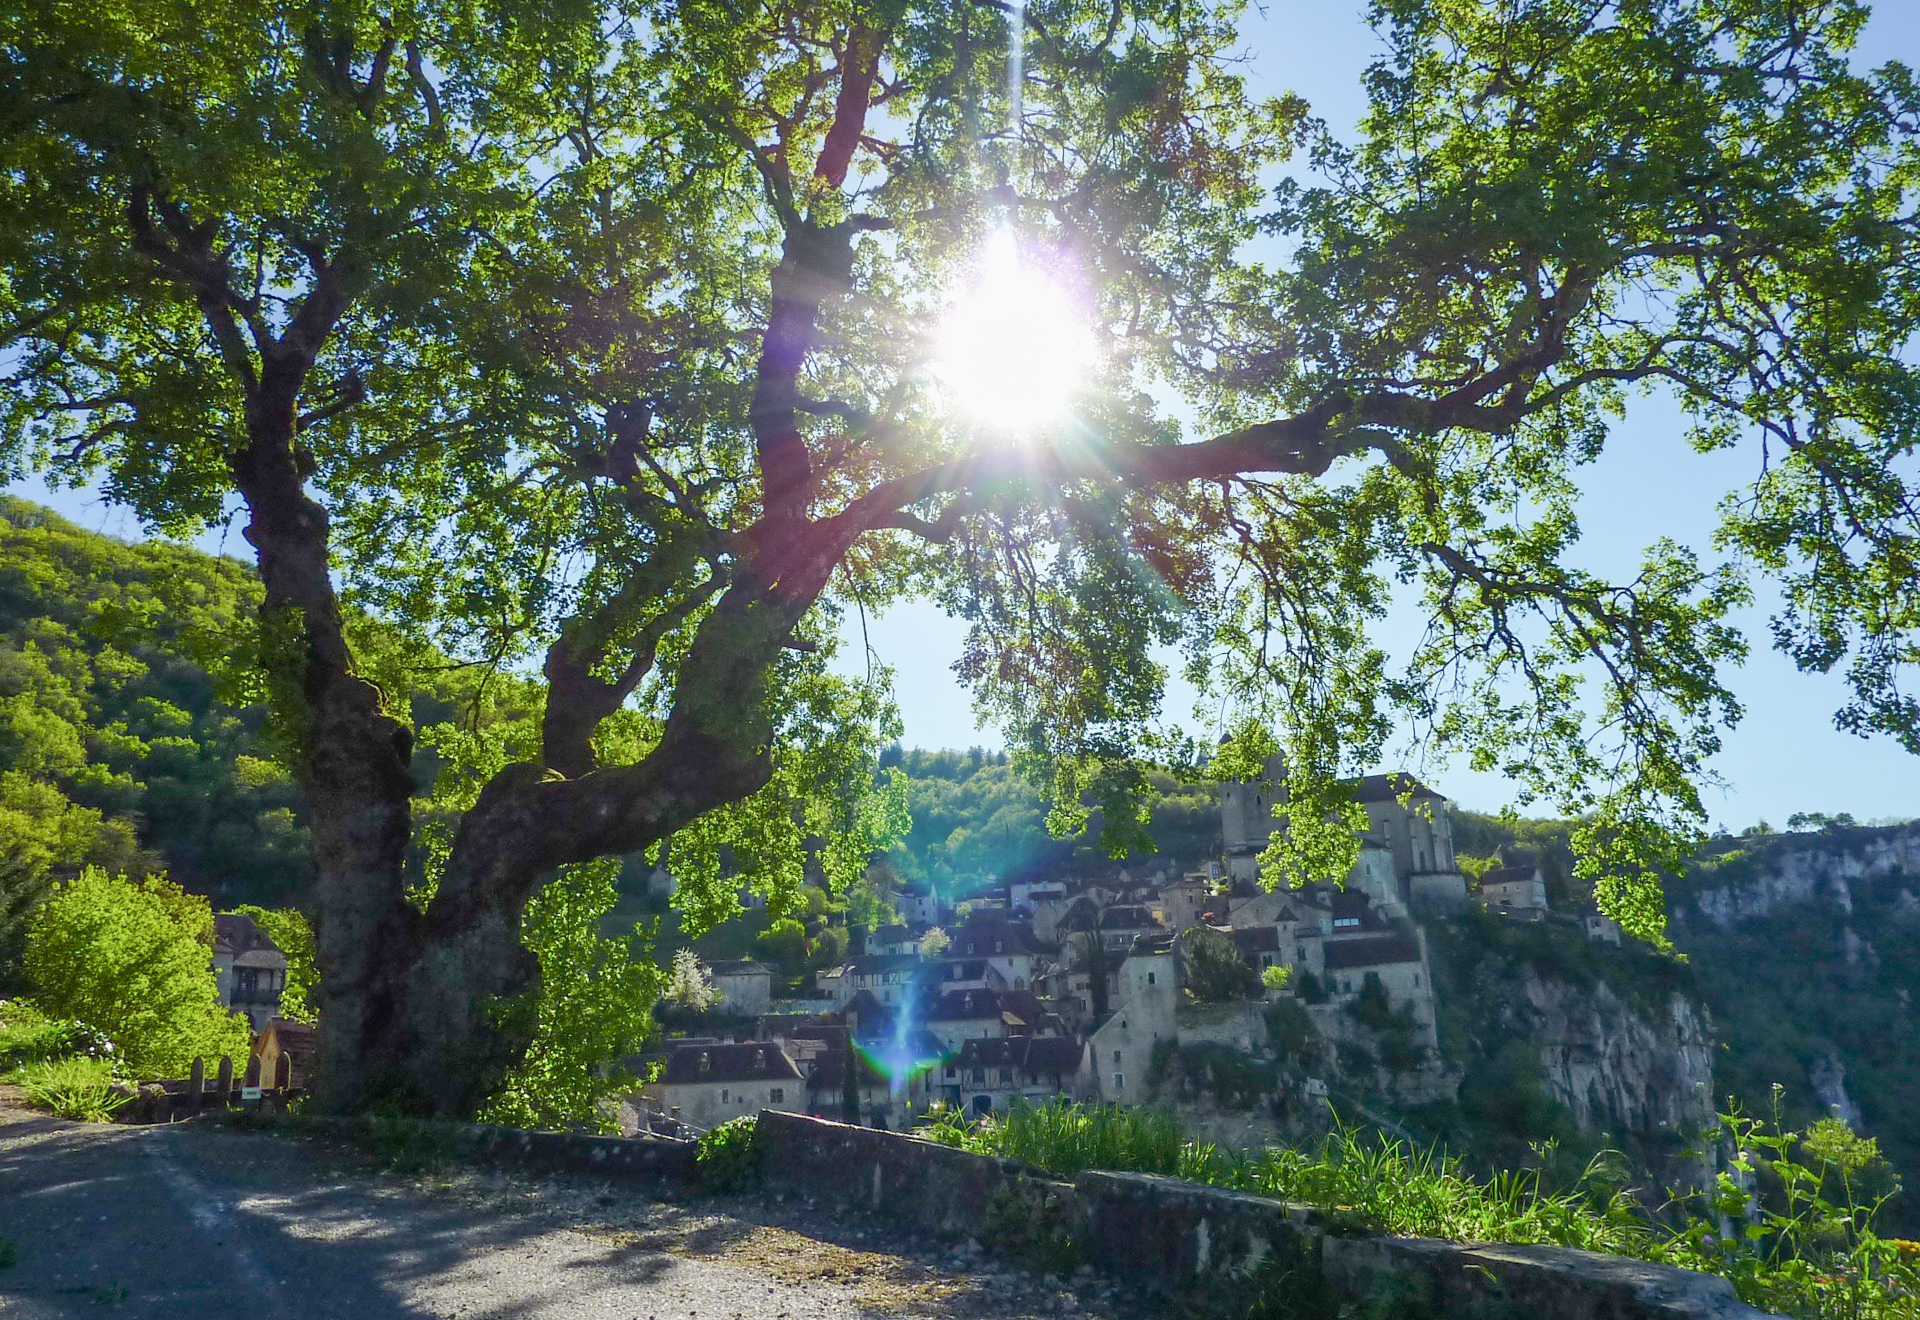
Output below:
[757,1112,1776,1320]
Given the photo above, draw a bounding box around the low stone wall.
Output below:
[203,1110,699,1187]
[757,1112,1776,1320]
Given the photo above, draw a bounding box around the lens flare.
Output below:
[935,230,1095,430]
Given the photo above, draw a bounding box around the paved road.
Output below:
[0,1091,1114,1320]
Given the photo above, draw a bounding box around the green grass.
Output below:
[923,1100,1186,1178]
[8,1055,125,1122]
[921,1099,1920,1320]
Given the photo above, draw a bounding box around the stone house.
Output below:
[941,914,1045,989]
[1094,904,1169,953]
[642,1041,805,1129]
[938,1035,1091,1115]
[212,913,287,1033]
[828,953,927,1006]
[865,924,928,956]
[1156,874,1222,934]
[1476,863,1549,914]
[803,1034,945,1129]
[1320,931,1438,1050]
[1009,878,1068,913]
[921,988,1061,1052]
[1088,947,1176,1101]
[709,961,773,1016]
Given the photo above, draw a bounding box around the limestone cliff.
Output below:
[1489,965,1714,1137]
[1419,912,1714,1179]
[1686,827,1920,928]
[1669,822,1920,1230]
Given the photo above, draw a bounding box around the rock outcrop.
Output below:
[1688,829,1920,928]
[1506,971,1715,1137]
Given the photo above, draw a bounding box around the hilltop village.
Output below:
[633,759,1625,1135]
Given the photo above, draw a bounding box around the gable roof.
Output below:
[708,961,770,979]
[214,913,285,963]
[953,1035,1086,1075]
[1478,865,1543,889]
[1350,772,1444,805]
[1231,925,1281,955]
[658,1042,804,1086]
[1099,905,1164,931]
[845,953,925,977]
[1322,934,1423,970]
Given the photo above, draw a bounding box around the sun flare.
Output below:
[935,231,1095,430]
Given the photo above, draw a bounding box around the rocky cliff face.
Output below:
[1670,823,1920,1231]
[1687,828,1920,928]
[1501,969,1715,1137]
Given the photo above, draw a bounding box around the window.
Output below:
[1000,1068,1014,1084]
[1113,1050,1122,1064]
[1147,972,1155,985]
[721,1089,729,1103]
[945,1065,957,1079]
[770,1088,784,1104]
[1334,917,1360,928]
[1114,1073,1124,1090]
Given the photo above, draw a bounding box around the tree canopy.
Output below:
[2,0,1916,1112]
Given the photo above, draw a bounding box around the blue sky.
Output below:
[9,2,1919,829]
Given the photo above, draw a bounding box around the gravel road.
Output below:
[0,1089,1137,1320]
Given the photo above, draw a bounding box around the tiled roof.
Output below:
[1322,934,1422,970]
[709,961,770,978]
[923,988,1048,1024]
[213,912,284,959]
[1099,905,1164,931]
[1478,865,1541,889]
[658,1042,804,1085]
[845,953,925,977]
[953,1035,1085,1075]
[1349,772,1444,804]
[1231,926,1281,954]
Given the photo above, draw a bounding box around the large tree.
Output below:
[2,0,1915,1114]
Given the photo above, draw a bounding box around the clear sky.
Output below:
[8,2,1918,830]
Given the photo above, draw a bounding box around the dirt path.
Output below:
[0,1089,1133,1320]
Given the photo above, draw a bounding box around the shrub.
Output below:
[696,1114,763,1193]
[24,869,248,1076]
[1260,964,1294,991]
[0,998,116,1071]
[1180,925,1262,1002]
[11,1055,124,1121]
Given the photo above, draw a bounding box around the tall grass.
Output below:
[919,1099,1920,1320]
[925,1100,1641,1252]
[924,1100,1185,1176]
[9,1055,125,1122]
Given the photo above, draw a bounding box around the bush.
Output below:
[0,998,116,1071]
[696,1114,763,1193]
[10,1055,124,1121]
[24,868,248,1076]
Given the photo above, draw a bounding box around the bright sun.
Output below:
[935,231,1095,430]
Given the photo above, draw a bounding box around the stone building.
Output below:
[642,1041,805,1129]
[212,912,287,1033]
[1088,946,1176,1101]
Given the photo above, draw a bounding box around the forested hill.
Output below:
[878,745,1221,886]
[0,497,310,913]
